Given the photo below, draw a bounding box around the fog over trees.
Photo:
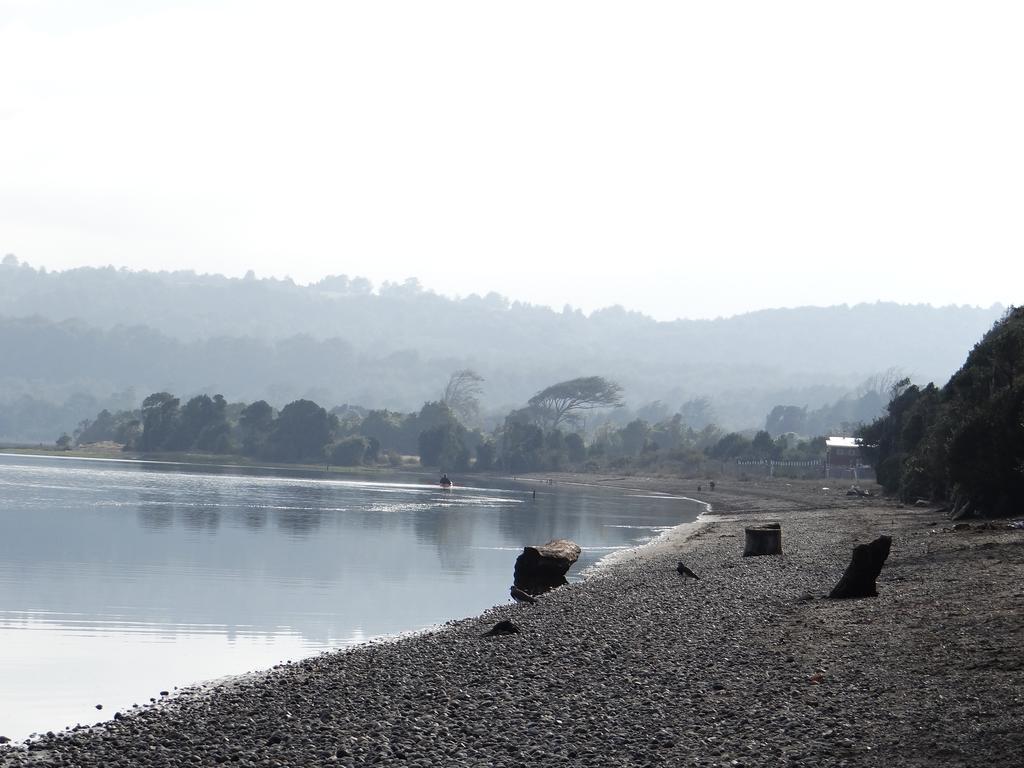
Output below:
[0,257,1005,442]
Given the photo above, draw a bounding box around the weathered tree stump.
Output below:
[743,522,782,556]
[829,535,892,598]
[513,539,581,596]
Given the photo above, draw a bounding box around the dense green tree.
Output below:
[619,419,650,457]
[861,307,1024,514]
[501,419,545,472]
[565,433,586,463]
[139,392,180,451]
[172,394,230,452]
[693,424,725,451]
[75,409,113,443]
[751,430,775,458]
[710,432,751,460]
[418,423,470,471]
[267,399,336,462]
[415,401,456,432]
[119,419,142,448]
[331,404,365,438]
[649,414,685,452]
[359,409,414,454]
[859,383,941,495]
[330,436,369,466]
[947,383,1024,515]
[545,429,565,452]
[239,400,275,456]
[364,436,381,464]
[475,440,496,470]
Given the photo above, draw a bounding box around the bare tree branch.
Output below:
[442,369,485,424]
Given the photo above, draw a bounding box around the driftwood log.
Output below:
[513,539,581,596]
[829,535,892,598]
[743,522,783,556]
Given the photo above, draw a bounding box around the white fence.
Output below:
[729,459,876,481]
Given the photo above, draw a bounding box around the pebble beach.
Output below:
[2,478,1021,767]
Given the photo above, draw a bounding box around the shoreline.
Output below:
[0,448,417,478]
[0,463,702,745]
[2,477,1021,766]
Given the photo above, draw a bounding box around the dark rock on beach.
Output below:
[513,538,581,595]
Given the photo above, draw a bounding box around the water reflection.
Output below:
[241,507,268,530]
[183,504,221,532]
[138,502,174,530]
[0,453,701,741]
[414,506,479,574]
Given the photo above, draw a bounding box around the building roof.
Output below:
[826,436,861,448]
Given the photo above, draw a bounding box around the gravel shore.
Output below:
[2,478,1021,767]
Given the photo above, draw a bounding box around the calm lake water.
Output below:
[0,453,702,741]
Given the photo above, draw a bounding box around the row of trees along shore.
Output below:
[60,308,1024,515]
[859,306,1023,517]
[65,374,829,475]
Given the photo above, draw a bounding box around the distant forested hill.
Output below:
[0,258,1004,441]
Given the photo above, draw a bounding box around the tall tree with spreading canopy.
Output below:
[527,376,624,429]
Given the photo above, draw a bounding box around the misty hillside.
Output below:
[0,258,1005,441]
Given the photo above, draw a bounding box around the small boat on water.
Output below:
[439,474,453,489]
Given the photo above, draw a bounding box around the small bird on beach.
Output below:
[676,562,700,581]
[482,619,521,637]
[510,585,538,604]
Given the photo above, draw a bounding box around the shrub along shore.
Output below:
[1,477,1021,767]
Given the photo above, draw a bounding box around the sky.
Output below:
[1,1,1021,321]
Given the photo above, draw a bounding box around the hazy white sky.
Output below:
[1,1,1021,320]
